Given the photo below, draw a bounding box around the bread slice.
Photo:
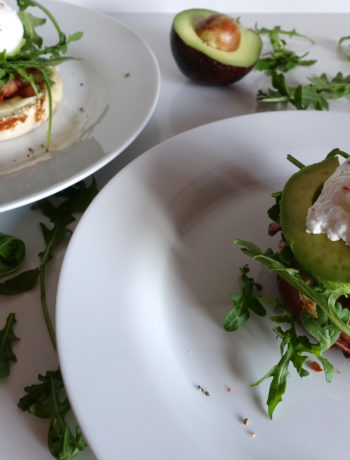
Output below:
[0,69,62,141]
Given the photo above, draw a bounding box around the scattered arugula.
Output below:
[18,369,87,460]
[32,178,98,349]
[339,35,350,60]
[255,25,350,110]
[0,233,25,276]
[255,25,316,73]
[2,0,83,150]
[0,313,19,379]
[0,178,98,459]
[257,70,350,110]
[0,268,39,295]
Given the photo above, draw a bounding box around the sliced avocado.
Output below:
[170,9,262,85]
[280,156,350,284]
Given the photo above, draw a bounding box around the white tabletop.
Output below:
[1,9,350,460]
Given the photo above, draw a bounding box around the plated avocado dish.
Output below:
[170,9,262,85]
[224,148,350,418]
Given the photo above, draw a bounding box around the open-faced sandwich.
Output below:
[0,0,82,148]
[224,148,350,418]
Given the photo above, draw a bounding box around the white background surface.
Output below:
[1,2,350,460]
[54,0,350,13]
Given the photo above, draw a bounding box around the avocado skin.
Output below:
[170,26,257,86]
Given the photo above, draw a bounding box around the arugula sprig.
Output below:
[0,179,97,459]
[0,313,19,379]
[32,178,98,350]
[252,304,334,419]
[234,239,350,337]
[2,0,83,150]
[18,369,87,460]
[224,265,266,331]
[339,35,350,60]
[258,70,350,110]
[224,265,336,418]
[0,233,25,276]
[255,25,316,73]
[16,0,83,58]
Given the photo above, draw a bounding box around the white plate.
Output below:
[57,111,350,460]
[0,0,159,212]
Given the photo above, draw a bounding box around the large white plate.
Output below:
[0,0,159,212]
[57,111,350,460]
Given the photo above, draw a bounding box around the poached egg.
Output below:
[306,158,350,245]
[0,1,23,54]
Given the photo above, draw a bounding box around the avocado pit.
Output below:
[195,13,241,52]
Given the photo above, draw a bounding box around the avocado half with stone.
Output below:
[280,156,350,288]
[170,9,262,85]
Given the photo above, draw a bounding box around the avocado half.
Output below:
[170,9,262,85]
[280,156,350,288]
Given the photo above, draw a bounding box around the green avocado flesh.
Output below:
[280,156,350,284]
[173,9,261,67]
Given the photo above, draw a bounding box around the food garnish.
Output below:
[255,25,316,73]
[257,71,350,110]
[0,178,98,459]
[0,313,19,378]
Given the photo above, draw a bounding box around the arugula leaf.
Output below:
[224,265,266,331]
[252,309,334,418]
[0,268,39,295]
[301,307,341,354]
[235,239,350,337]
[0,313,19,379]
[17,10,46,48]
[224,267,335,418]
[18,369,87,460]
[255,25,316,73]
[30,179,98,349]
[0,233,25,276]
[258,71,350,110]
[267,191,282,223]
[339,35,350,60]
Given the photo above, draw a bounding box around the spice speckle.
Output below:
[243,418,248,426]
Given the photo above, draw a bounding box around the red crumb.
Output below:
[309,361,323,372]
[196,384,210,396]
[342,185,350,191]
